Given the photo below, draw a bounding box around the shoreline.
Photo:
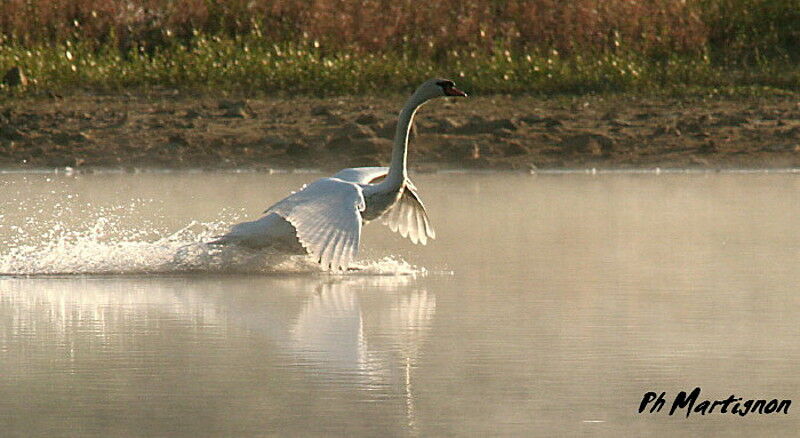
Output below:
[2,92,800,171]
[3,166,800,176]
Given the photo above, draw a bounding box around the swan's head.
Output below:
[412,78,468,103]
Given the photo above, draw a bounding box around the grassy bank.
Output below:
[0,0,799,96]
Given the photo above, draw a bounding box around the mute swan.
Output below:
[211,78,467,270]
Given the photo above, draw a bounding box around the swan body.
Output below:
[211,79,467,270]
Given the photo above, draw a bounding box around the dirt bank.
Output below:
[1,91,800,171]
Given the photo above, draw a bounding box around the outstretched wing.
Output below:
[332,167,389,185]
[265,178,365,270]
[381,180,436,245]
[332,167,436,245]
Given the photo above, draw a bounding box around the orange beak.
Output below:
[445,86,468,97]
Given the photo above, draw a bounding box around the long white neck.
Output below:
[380,95,426,191]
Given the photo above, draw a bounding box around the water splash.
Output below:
[0,206,425,277]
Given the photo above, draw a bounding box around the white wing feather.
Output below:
[381,180,436,245]
[265,178,365,270]
[316,166,435,247]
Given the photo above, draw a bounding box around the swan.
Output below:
[210,78,467,270]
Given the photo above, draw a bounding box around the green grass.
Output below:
[2,35,799,97]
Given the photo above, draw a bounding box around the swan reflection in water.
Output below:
[289,278,435,389]
[0,274,435,430]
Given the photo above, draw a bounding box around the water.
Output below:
[1,171,798,436]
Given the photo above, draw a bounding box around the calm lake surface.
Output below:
[1,171,798,436]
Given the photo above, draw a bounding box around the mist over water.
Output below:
[1,171,799,436]
[0,174,424,276]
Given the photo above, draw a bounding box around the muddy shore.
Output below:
[1,92,800,171]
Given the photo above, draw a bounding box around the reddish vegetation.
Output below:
[0,0,705,55]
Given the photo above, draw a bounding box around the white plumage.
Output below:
[211,78,467,270]
[264,177,364,270]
